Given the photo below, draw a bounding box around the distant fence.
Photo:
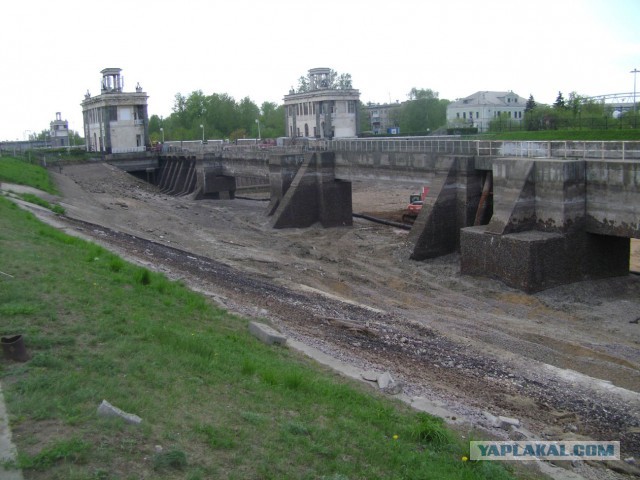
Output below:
[489,114,640,133]
[310,137,640,160]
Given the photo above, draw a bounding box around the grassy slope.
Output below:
[0,156,58,194]
[0,182,517,478]
[477,129,640,141]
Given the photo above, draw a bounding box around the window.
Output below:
[348,101,355,114]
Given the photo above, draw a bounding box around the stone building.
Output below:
[49,112,69,147]
[363,102,402,135]
[446,91,527,132]
[284,68,360,139]
[81,68,149,153]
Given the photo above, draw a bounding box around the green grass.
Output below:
[0,156,58,194]
[0,193,522,477]
[11,192,65,214]
[476,129,640,141]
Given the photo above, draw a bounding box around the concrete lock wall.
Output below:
[269,151,352,229]
[461,157,632,292]
[586,160,640,238]
[109,143,639,292]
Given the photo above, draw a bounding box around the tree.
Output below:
[294,69,353,93]
[297,76,310,93]
[553,91,566,110]
[336,73,353,89]
[398,88,449,134]
[260,101,285,138]
[525,95,536,113]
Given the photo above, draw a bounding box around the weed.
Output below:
[18,438,91,470]
[195,424,237,450]
[152,448,188,471]
[410,412,454,448]
[108,257,125,273]
[134,268,151,286]
[240,358,257,376]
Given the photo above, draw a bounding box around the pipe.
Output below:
[352,213,412,230]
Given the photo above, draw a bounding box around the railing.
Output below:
[112,146,146,154]
[310,137,640,160]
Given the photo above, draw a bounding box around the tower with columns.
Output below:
[81,68,149,154]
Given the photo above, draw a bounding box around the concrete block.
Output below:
[461,226,630,292]
[498,415,521,430]
[97,400,142,425]
[248,321,287,346]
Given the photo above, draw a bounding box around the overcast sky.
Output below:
[1,0,638,141]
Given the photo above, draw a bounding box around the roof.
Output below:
[448,91,527,108]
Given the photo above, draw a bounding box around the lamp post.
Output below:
[160,127,164,143]
[631,68,639,115]
[200,124,204,143]
[255,119,261,140]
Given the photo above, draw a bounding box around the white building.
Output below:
[446,91,527,132]
[284,68,360,139]
[49,112,69,147]
[81,68,149,154]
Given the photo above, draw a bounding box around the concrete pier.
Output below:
[107,140,640,292]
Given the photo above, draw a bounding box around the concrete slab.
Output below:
[248,321,287,346]
[0,382,24,480]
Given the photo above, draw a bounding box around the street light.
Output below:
[631,68,639,115]
[255,118,261,140]
[160,127,164,143]
[200,124,204,143]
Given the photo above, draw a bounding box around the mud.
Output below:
[13,162,640,478]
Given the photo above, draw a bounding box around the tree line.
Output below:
[490,91,638,132]
[148,91,285,143]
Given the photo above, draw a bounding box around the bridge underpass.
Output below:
[106,139,640,292]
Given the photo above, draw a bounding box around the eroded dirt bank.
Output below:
[37,163,640,477]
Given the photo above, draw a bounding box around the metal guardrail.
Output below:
[160,138,640,161]
[310,137,640,160]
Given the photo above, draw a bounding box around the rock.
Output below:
[248,321,286,346]
[382,381,404,395]
[361,371,379,382]
[497,415,520,430]
[482,411,499,427]
[377,371,393,389]
[376,372,403,395]
[97,400,142,425]
[624,457,636,465]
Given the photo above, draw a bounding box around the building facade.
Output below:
[284,68,360,139]
[446,91,527,132]
[81,68,150,154]
[49,112,69,147]
[363,102,402,135]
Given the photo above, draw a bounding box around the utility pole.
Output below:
[631,68,639,115]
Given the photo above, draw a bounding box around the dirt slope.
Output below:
[39,163,640,477]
